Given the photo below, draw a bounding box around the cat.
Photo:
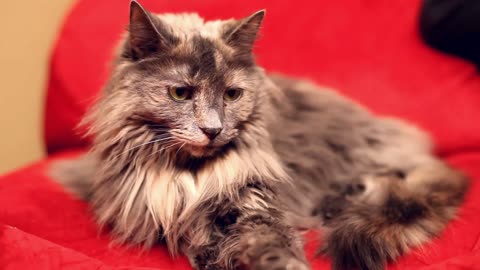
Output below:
[51,1,469,270]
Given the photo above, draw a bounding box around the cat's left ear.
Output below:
[223,10,265,52]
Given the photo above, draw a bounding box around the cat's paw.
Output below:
[312,181,370,224]
[312,194,347,222]
[250,248,310,270]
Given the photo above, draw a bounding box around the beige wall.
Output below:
[0,0,73,174]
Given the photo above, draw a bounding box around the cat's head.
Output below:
[104,1,267,158]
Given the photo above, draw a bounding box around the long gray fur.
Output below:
[51,1,469,270]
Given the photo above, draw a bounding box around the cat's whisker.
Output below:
[146,123,168,126]
[174,142,187,158]
[110,136,173,161]
[162,141,184,151]
[147,141,184,158]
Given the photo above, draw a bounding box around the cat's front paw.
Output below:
[250,248,310,270]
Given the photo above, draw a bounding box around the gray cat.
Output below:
[52,1,469,270]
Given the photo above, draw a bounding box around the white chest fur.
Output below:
[145,147,287,234]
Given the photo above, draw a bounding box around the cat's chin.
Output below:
[184,144,219,158]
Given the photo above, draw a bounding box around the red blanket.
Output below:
[2,0,480,269]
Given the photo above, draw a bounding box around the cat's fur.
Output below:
[51,1,469,270]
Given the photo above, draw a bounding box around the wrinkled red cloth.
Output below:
[1,151,479,269]
[1,0,479,269]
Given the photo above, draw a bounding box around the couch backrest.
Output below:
[44,0,480,155]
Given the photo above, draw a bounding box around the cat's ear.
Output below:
[125,0,176,60]
[224,10,265,52]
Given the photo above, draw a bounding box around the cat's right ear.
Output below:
[124,0,177,60]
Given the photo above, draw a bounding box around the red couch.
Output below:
[1,0,480,269]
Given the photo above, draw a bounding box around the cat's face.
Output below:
[117,2,265,157]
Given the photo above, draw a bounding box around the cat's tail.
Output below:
[323,160,469,270]
[49,155,96,200]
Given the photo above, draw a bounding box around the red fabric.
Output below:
[1,0,477,269]
[1,152,480,269]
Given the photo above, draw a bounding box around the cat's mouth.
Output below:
[169,133,227,157]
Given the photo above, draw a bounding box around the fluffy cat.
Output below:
[52,1,469,270]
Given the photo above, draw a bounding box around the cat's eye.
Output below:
[224,88,243,102]
[169,86,192,101]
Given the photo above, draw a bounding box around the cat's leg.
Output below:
[320,118,468,270]
[328,164,467,270]
[188,184,310,270]
[192,212,308,270]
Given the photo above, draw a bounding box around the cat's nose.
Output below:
[200,127,222,140]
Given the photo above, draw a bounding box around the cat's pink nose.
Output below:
[200,127,222,140]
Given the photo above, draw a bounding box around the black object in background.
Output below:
[419,0,480,68]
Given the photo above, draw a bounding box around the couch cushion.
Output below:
[44,0,480,155]
[1,151,479,269]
